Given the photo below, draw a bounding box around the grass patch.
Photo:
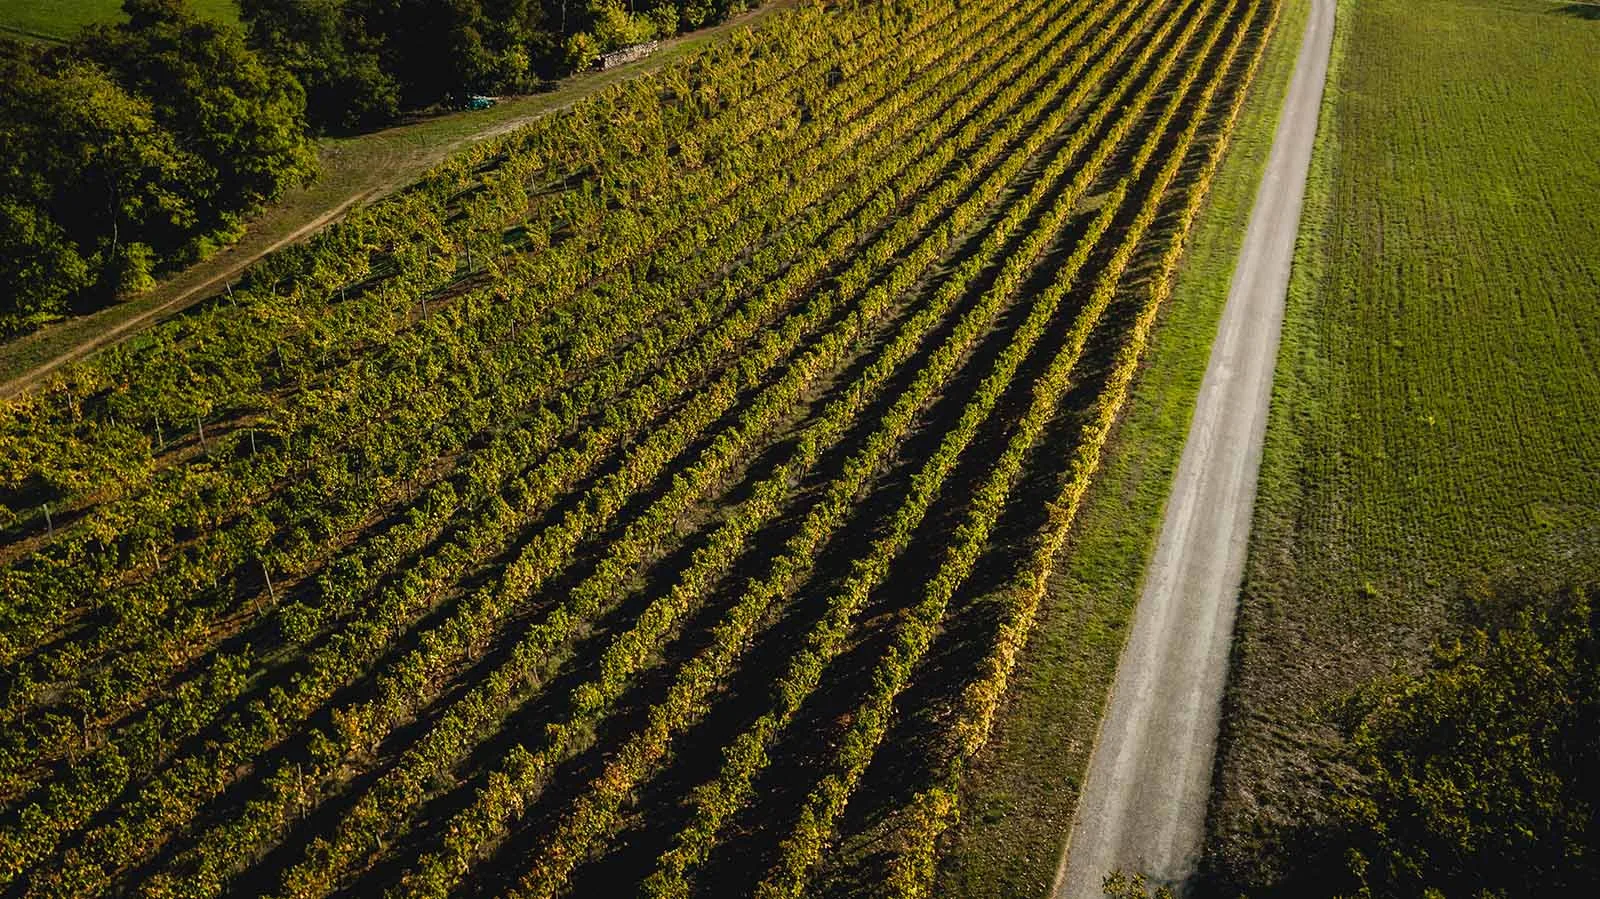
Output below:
[1207,0,1600,888]
[930,1,1313,895]
[0,0,238,41]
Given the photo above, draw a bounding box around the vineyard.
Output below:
[0,0,1277,895]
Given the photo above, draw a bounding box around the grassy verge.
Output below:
[0,0,238,40]
[0,1,794,394]
[1207,0,1600,888]
[931,1,1311,895]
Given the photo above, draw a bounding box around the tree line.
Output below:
[241,0,744,131]
[0,0,748,337]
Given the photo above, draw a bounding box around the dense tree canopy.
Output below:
[0,0,315,336]
[237,0,403,129]
[1263,584,1600,897]
[0,52,191,323]
[240,0,746,130]
[78,0,317,239]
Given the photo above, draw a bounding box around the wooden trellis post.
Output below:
[259,560,275,617]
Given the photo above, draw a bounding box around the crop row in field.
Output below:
[0,0,1276,895]
[925,0,1310,893]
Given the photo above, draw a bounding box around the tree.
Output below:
[1267,584,1600,897]
[78,0,317,224]
[0,1,315,334]
[237,0,401,131]
[0,46,200,330]
[0,199,90,334]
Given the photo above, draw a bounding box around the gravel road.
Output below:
[1052,0,1335,894]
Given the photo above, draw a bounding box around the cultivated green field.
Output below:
[1209,0,1600,888]
[0,0,237,40]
